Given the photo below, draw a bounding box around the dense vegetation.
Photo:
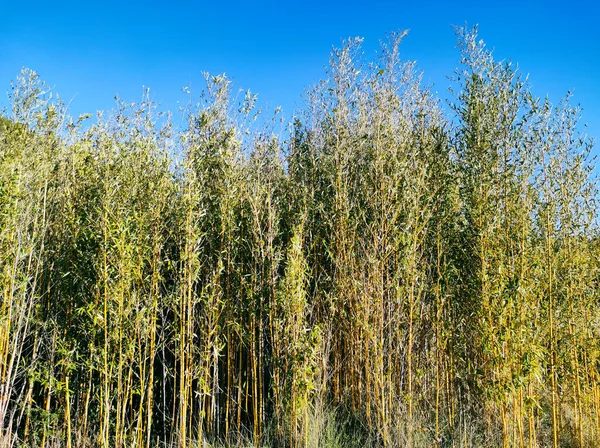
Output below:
[0,27,599,447]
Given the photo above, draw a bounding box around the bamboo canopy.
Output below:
[0,27,598,447]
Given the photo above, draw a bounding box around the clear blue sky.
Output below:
[1,0,599,147]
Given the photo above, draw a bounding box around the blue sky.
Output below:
[1,0,599,147]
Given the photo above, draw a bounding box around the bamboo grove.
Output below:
[1,27,599,447]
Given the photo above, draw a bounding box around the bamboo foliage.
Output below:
[0,28,599,448]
